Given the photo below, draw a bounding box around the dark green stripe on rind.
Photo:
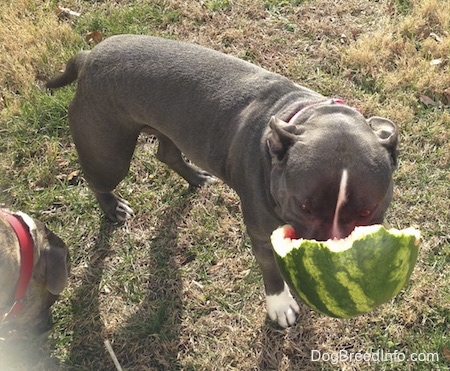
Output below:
[274,227,419,318]
[275,242,362,318]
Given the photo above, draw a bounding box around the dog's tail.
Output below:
[46,51,90,89]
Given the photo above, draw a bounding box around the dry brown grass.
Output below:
[343,0,450,114]
[0,0,78,115]
[0,0,449,370]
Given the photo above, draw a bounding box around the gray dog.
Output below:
[0,209,69,334]
[46,35,398,327]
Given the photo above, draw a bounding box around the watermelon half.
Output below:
[271,224,420,318]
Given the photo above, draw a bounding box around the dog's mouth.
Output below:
[289,222,357,242]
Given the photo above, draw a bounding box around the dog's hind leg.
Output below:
[152,131,216,187]
[69,108,138,222]
[85,150,137,222]
[84,148,137,222]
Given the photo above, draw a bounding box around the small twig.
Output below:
[104,339,123,371]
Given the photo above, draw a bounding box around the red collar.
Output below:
[0,210,35,321]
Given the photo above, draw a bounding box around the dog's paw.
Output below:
[95,191,135,222]
[190,169,217,187]
[266,283,300,328]
[201,173,217,185]
[115,198,135,222]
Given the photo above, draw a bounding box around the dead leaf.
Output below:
[85,31,103,44]
[443,344,450,361]
[419,95,437,106]
[67,169,80,179]
[67,170,81,185]
[442,88,450,105]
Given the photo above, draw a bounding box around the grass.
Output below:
[0,0,449,369]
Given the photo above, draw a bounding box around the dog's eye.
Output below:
[360,209,371,218]
[301,203,311,214]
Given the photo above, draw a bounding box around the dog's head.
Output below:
[267,103,398,241]
[0,212,69,335]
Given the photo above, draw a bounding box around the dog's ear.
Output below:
[267,116,297,161]
[35,227,70,295]
[368,116,399,168]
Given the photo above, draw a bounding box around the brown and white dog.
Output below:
[0,209,69,334]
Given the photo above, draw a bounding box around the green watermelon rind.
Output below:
[271,225,420,318]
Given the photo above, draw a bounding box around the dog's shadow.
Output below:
[66,189,195,370]
[257,308,315,370]
[64,218,120,369]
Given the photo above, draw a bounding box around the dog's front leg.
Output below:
[248,231,300,328]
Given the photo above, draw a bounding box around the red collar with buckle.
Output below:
[0,210,34,321]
